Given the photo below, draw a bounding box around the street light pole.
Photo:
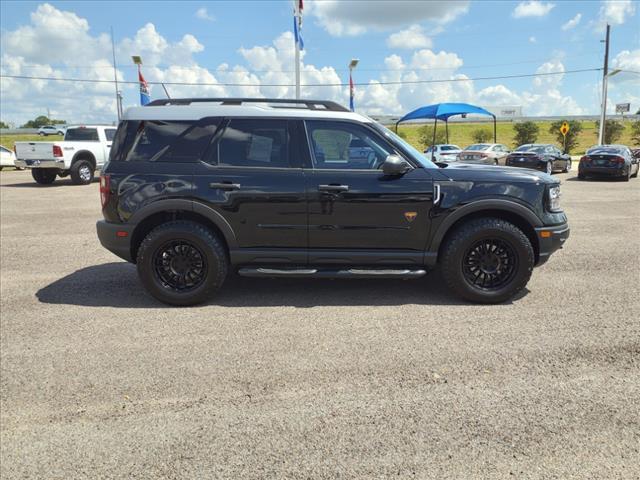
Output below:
[598,24,610,145]
[348,58,359,112]
[294,2,301,99]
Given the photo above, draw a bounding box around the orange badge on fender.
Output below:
[404,212,417,222]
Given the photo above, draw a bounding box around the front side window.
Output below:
[105,129,117,142]
[306,121,394,170]
[216,119,289,168]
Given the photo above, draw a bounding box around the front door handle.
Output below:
[209,182,241,190]
[318,184,349,192]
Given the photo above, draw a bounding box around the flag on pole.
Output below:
[293,11,304,50]
[138,66,151,106]
[349,71,355,111]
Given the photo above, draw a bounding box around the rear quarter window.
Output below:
[110,119,220,162]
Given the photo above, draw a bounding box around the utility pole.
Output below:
[111,26,122,121]
[597,23,610,145]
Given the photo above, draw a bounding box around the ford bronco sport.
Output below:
[97,98,569,305]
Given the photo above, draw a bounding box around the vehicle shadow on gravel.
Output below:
[36,262,528,308]
[3,178,99,188]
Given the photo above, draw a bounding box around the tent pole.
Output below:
[445,120,449,143]
[493,115,497,143]
[432,118,437,162]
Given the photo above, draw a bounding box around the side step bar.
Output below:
[237,267,427,279]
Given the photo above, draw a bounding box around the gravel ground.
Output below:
[1,169,638,479]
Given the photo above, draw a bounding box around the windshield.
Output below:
[371,123,437,168]
[516,145,546,154]
[465,144,490,151]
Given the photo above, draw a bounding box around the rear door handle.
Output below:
[209,182,241,190]
[318,184,349,192]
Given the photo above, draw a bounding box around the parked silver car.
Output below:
[458,143,510,165]
[423,144,462,162]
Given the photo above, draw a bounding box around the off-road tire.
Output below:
[137,221,228,306]
[31,168,57,185]
[70,160,94,185]
[441,217,534,304]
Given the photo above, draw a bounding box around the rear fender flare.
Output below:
[128,199,238,248]
[71,150,96,168]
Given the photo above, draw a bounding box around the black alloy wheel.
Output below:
[136,220,228,306]
[462,238,517,290]
[153,240,207,293]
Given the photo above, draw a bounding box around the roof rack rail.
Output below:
[145,98,350,112]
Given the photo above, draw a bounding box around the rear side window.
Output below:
[65,128,99,141]
[216,119,289,168]
[110,119,220,162]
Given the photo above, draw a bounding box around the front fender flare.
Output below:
[426,199,543,261]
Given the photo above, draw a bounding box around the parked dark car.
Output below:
[97,98,569,306]
[578,145,639,181]
[505,144,571,175]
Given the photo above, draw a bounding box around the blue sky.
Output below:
[1,1,638,125]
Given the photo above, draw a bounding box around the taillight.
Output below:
[13,145,17,156]
[611,156,625,163]
[53,145,63,157]
[100,174,111,209]
[580,155,589,163]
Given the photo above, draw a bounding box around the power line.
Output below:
[0,67,603,88]
[0,52,603,73]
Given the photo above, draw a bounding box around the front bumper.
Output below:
[15,159,66,169]
[97,220,135,262]
[535,222,570,266]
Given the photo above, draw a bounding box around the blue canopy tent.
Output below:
[395,103,497,160]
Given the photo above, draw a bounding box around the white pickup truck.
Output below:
[15,125,117,185]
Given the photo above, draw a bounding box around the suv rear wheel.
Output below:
[32,168,57,185]
[136,221,228,306]
[441,217,534,303]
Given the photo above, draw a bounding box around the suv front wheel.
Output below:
[136,221,228,306]
[441,217,534,303]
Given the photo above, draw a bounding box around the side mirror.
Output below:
[382,154,412,176]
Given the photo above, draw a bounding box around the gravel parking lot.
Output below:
[1,169,638,479]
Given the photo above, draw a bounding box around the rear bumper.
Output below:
[578,165,626,177]
[15,159,66,169]
[97,220,134,262]
[535,222,570,266]
[506,161,545,171]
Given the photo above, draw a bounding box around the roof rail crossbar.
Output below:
[145,98,350,112]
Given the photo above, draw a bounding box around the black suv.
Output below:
[97,98,569,305]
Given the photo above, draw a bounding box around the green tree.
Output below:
[471,128,492,143]
[418,125,447,149]
[630,120,640,146]
[594,119,625,144]
[513,121,539,147]
[21,115,66,128]
[0,121,8,129]
[548,120,582,153]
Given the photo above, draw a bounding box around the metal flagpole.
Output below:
[294,1,301,99]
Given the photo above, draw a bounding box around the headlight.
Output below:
[547,185,562,212]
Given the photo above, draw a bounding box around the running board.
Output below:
[237,267,427,279]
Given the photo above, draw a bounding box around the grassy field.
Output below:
[2,120,638,156]
[394,120,638,154]
[0,134,63,152]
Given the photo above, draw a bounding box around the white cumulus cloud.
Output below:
[387,25,433,50]
[512,1,555,18]
[309,0,469,36]
[561,13,582,30]
[598,0,636,25]
[195,7,215,21]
